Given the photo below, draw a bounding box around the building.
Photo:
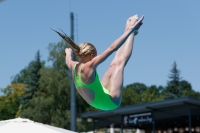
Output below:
[82,97,200,133]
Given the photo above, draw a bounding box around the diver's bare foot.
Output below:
[129,15,144,31]
[129,14,139,27]
[125,14,139,32]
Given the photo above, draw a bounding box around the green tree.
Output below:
[12,51,44,109]
[20,67,71,128]
[162,62,200,99]
[142,85,164,103]
[121,87,141,106]
[178,80,200,98]
[121,83,147,106]
[19,41,69,126]
[0,84,26,120]
[126,83,147,95]
[121,83,164,107]
[22,51,43,108]
[163,62,182,99]
[11,68,29,84]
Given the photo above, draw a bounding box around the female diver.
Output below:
[53,14,144,110]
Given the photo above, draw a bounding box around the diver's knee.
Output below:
[110,60,124,68]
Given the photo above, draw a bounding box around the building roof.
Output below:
[82,97,200,129]
[82,96,200,118]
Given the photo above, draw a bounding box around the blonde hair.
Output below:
[76,42,97,58]
[51,29,97,58]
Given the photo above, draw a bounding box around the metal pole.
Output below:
[70,12,74,41]
[121,115,124,133]
[70,12,76,132]
[152,112,155,133]
[93,118,96,133]
[188,106,192,133]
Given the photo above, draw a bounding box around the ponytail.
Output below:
[51,29,97,58]
[51,29,80,55]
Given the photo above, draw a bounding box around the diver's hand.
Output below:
[65,48,72,55]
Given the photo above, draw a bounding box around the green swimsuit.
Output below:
[73,65,118,110]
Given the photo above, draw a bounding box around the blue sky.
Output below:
[0,0,200,92]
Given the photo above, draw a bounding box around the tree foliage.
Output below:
[18,41,69,126]
[161,61,199,99]
[20,67,71,128]
[11,51,44,109]
[121,83,164,107]
[121,83,147,106]
[142,85,164,103]
[163,61,182,98]
[0,84,27,120]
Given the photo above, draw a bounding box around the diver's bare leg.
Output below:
[101,15,139,105]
